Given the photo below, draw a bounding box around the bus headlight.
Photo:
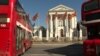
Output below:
[7,18,10,23]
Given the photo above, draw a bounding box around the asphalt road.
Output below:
[21,42,84,56]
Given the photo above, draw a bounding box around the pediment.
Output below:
[49,4,74,11]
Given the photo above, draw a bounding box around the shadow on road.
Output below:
[45,43,84,56]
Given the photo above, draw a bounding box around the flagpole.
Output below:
[37,16,39,26]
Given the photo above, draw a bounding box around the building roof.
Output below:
[49,4,74,12]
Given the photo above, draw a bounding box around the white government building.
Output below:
[46,4,82,41]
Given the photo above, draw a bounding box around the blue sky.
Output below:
[19,0,85,28]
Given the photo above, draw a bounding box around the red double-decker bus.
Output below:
[0,0,33,56]
[82,0,100,56]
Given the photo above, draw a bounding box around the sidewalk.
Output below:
[32,41,83,45]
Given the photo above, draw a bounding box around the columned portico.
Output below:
[46,4,77,41]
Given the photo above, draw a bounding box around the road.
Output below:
[21,42,84,56]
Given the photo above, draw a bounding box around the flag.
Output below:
[26,14,29,19]
[32,13,39,21]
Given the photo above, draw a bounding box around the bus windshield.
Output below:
[84,0,99,11]
[88,25,100,39]
[0,0,9,5]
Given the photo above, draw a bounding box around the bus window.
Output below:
[0,0,9,5]
[16,26,23,50]
[85,12,100,21]
[88,26,100,39]
[22,29,25,39]
[16,27,19,50]
[28,32,32,40]
[84,0,98,11]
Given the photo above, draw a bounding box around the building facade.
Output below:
[33,26,46,41]
[46,4,77,41]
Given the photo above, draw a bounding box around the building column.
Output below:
[39,29,42,41]
[79,29,82,40]
[65,14,70,39]
[50,14,53,38]
[46,29,49,40]
[55,29,58,37]
[55,16,58,37]
[74,16,77,28]
[69,28,73,41]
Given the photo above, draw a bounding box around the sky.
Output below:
[19,0,85,28]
